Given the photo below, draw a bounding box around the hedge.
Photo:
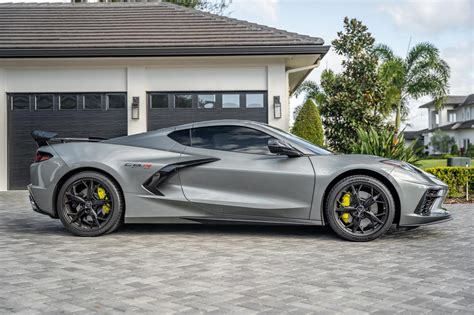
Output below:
[425,167,474,198]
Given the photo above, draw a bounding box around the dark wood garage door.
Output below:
[147,91,268,131]
[7,93,127,190]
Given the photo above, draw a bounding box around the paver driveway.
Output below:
[0,191,473,314]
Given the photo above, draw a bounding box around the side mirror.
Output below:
[268,139,302,157]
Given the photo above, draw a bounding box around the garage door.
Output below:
[147,91,268,131]
[7,92,127,190]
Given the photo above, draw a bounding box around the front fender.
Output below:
[308,155,399,222]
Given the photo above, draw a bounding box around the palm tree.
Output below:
[293,80,326,118]
[374,42,450,134]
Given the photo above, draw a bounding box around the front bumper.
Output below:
[398,186,452,227]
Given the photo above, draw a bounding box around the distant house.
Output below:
[415,94,474,154]
[404,129,427,147]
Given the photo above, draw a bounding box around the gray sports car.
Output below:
[28,120,451,241]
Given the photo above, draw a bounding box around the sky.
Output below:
[1,0,473,130]
[228,0,473,130]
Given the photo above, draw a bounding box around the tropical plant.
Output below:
[374,42,450,133]
[319,18,388,153]
[352,127,421,163]
[430,130,455,154]
[291,99,324,146]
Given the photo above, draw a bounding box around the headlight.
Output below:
[380,159,417,173]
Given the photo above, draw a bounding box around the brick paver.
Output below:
[0,191,472,314]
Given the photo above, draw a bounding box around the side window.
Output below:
[168,129,191,146]
[191,126,274,155]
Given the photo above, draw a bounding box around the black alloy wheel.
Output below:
[57,171,123,236]
[325,175,395,241]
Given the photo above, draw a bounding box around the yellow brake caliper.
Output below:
[340,193,351,224]
[97,187,111,215]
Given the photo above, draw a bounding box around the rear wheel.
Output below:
[57,171,124,237]
[324,175,395,241]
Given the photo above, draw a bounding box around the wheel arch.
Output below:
[52,167,125,218]
[321,169,401,225]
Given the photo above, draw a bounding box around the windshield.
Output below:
[262,124,333,155]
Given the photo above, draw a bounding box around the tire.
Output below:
[324,175,395,242]
[57,171,124,237]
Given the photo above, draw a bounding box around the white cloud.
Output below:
[442,41,474,95]
[379,0,473,34]
[230,0,279,21]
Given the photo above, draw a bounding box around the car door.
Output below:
[176,124,315,219]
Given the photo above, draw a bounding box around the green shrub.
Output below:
[425,167,474,198]
[450,144,459,156]
[352,127,421,163]
[291,99,324,146]
[466,144,474,158]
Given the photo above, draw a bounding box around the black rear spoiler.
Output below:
[31,130,107,147]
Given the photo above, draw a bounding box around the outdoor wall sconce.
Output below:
[273,96,282,119]
[131,97,140,120]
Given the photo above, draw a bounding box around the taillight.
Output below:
[34,151,53,163]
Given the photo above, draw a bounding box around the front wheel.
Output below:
[324,175,395,241]
[57,171,124,237]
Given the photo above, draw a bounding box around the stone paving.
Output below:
[0,191,473,314]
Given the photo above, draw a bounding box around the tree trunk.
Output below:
[393,102,401,145]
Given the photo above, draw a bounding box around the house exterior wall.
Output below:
[0,56,292,191]
[423,129,474,154]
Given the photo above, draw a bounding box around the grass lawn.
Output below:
[416,159,447,169]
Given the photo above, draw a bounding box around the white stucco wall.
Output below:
[0,57,295,190]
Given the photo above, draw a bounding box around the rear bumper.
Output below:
[28,184,56,218]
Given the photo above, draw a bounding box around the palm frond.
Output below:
[373,43,395,62]
[405,42,439,72]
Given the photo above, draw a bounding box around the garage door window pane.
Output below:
[11,95,30,110]
[59,95,77,110]
[175,94,193,109]
[35,95,53,110]
[151,94,169,109]
[192,126,273,154]
[246,94,264,108]
[198,94,216,109]
[108,94,126,109]
[222,94,240,108]
[84,94,102,110]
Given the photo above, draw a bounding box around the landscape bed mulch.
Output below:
[444,198,474,204]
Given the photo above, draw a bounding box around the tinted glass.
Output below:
[108,94,126,109]
[264,124,332,155]
[191,126,273,154]
[84,94,102,110]
[35,95,53,110]
[222,94,240,108]
[175,94,193,108]
[151,94,169,109]
[59,95,77,110]
[11,95,29,110]
[246,93,264,108]
[168,129,191,146]
[198,94,216,109]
